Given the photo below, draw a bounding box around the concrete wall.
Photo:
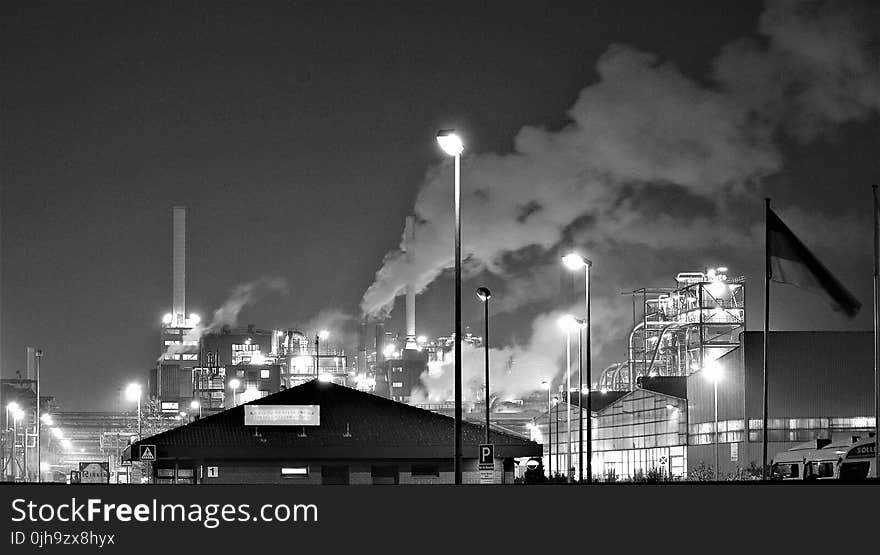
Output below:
[177,457,514,485]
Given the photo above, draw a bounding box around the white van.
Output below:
[836,437,876,480]
[770,439,840,481]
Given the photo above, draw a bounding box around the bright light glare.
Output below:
[162,313,173,324]
[51,427,63,439]
[436,129,464,156]
[12,408,25,421]
[229,378,241,389]
[190,400,200,409]
[318,329,330,340]
[189,313,201,325]
[557,314,583,332]
[383,344,397,357]
[40,462,50,472]
[125,383,142,402]
[7,401,20,412]
[561,253,588,271]
[417,336,427,344]
[703,361,723,383]
[318,373,333,383]
[60,439,72,449]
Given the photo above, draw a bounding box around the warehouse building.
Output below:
[126,380,540,484]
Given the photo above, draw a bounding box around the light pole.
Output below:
[5,402,20,481]
[563,252,593,483]
[477,287,492,444]
[35,348,42,483]
[559,314,578,482]
[553,394,560,479]
[229,378,241,408]
[704,361,722,480]
[315,330,329,378]
[12,408,24,481]
[542,380,552,479]
[125,383,142,439]
[437,129,464,484]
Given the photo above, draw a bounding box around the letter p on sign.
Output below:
[479,444,494,465]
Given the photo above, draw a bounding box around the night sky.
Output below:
[2,0,879,410]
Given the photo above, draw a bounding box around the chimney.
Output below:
[404,216,417,349]
[172,206,186,326]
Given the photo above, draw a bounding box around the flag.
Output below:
[767,208,861,317]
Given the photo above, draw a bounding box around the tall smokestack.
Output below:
[172,206,186,326]
[404,216,416,349]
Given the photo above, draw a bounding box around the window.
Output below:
[839,461,870,481]
[392,382,403,388]
[371,466,399,485]
[181,354,198,360]
[281,466,309,478]
[770,463,799,479]
[321,465,349,485]
[260,369,270,379]
[411,465,439,477]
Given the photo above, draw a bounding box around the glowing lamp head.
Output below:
[190,400,200,410]
[318,329,330,341]
[557,314,583,333]
[189,313,200,325]
[383,344,396,357]
[561,253,590,271]
[476,287,492,302]
[7,401,20,412]
[162,313,173,325]
[125,383,142,402]
[703,361,723,383]
[436,129,464,156]
[229,378,241,390]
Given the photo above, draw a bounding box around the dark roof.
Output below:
[129,380,541,461]
[566,390,628,413]
[636,376,687,399]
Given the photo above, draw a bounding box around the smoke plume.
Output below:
[159,277,288,360]
[361,0,880,396]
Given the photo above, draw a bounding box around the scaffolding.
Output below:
[599,267,745,391]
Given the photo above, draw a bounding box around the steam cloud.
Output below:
[159,277,288,360]
[361,0,880,397]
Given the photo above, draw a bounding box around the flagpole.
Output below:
[873,184,879,480]
[762,197,771,480]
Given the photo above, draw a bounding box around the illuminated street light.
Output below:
[562,251,593,483]
[162,313,173,325]
[229,378,241,407]
[703,360,723,479]
[125,383,143,438]
[437,128,465,484]
[190,313,201,325]
[318,329,330,340]
[190,399,201,419]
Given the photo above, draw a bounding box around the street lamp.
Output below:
[476,287,492,444]
[315,330,330,378]
[229,378,241,407]
[558,314,581,482]
[542,380,552,479]
[190,400,201,419]
[703,361,723,480]
[35,348,43,483]
[562,252,593,483]
[125,383,143,439]
[437,128,464,484]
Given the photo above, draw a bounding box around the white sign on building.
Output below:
[244,405,321,426]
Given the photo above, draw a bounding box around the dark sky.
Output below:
[2,0,878,410]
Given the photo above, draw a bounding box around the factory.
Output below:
[126,379,541,484]
[532,267,878,481]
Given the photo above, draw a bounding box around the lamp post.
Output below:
[563,252,593,483]
[228,379,241,408]
[542,380,552,479]
[704,361,722,480]
[436,129,464,484]
[125,383,143,439]
[12,408,24,481]
[5,402,20,481]
[553,394,560,479]
[315,330,329,379]
[477,287,492,444]
[35,348,42,483]
[559,315,579,482]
